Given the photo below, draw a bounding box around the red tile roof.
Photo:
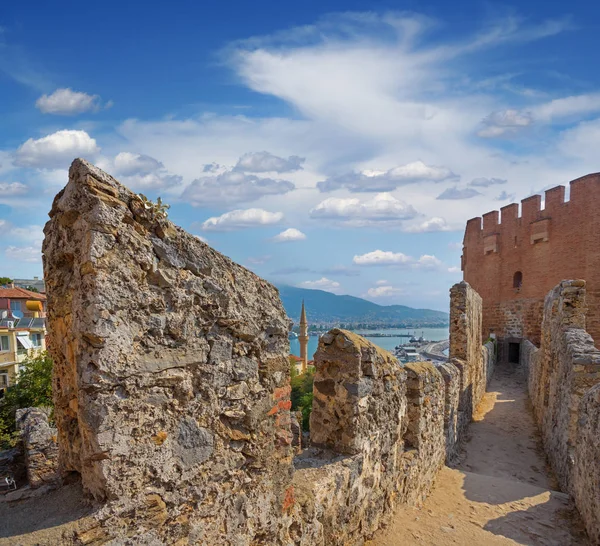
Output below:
[0,287,46,301]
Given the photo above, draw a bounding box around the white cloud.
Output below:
[375,279,388,285]
[0,182,28,195]
[416,255,443,269]
[405,217,452,233]
[448,266,461,273]
[35,88,104,115]
[14,130,100,169]
[366,285,406,298]
[353,250,413,266]
[353,249,443,270]
[201,208,284,231]
[477,109,533,138]
[272,228,306,242]
[0,221,44,244]
[310,193,418,227]
[317,161,457,192]
[182,170,294,207]
[298,277,341,294]
[104,152,182,191]
[247,255,272,264]
[234,151,305,173]
[113,152,163,176]
[533,93,600,122]
[495,190,516,201]
[469,177,507,187]
[437,187,481,200]
[5,246,41,263]
[477,93,600,139]
[9,224,44,244]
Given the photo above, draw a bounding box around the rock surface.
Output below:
[523,279,600,543]
[16,407,59,489]
[43,159,293,544]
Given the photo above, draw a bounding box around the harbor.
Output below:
[290,327,450,364]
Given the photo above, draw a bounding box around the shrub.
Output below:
[0,352,53,449]
[290,359,314,431]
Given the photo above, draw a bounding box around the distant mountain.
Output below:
[277,285,448,326]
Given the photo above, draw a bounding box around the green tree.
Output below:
[0,352,53,448]
[0,277,13,286]
[290,361,314,431]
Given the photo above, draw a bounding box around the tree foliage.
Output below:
[290,357,314,431]
[0,352,53,449]
[0,277,13,286]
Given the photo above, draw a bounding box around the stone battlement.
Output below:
[522,280,600,543]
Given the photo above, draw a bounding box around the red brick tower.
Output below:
[462,173,600,362]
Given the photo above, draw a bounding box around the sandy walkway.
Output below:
[368,366,589,546]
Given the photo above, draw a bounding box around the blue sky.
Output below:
[1,1,599,311]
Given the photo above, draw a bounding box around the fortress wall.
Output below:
[449,282,494,422]
[292,330,446,544]
[462,174,600,347]
[522,280,600,542]
[292,286,494,545]
[573,383,600,544]
[43,160,294,545]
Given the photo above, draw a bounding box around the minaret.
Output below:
[299,300,309,373]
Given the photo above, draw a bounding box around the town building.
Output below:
[0,287,47,392]
[11,277,46,293]
[461,172,600,363]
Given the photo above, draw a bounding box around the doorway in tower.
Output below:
[508,342,520,365]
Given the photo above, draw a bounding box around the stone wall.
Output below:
[523,280,600,543]
[287,297,494,545]
[573,383,600,544]
[15,407,59,489]
[43,159,293,545]
[290,330,446,544]
[449,282,494,423]
[41,161,496,545]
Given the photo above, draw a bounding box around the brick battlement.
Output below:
[465,173,600,236]
[462,172,600,348]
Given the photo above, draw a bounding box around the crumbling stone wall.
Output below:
[16,407,59,489]
[288,310,491,545]
[43,159,293,545]
[290,331,447,544]
[523,280,600,543]
[449,282,493,424]
[310,329,407,455]
[573,383,600,544]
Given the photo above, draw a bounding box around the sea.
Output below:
[289,327,450,360]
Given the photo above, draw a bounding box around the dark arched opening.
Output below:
[513,271,523,289]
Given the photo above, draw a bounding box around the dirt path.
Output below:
[368,366,589,546]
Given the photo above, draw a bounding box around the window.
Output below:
[0,336,9,352]
[31,333,42,347]
[0,373,8,388]
[10,301,20,312]
[513,271,523,289]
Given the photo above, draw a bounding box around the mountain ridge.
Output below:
[277,285,449,326]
